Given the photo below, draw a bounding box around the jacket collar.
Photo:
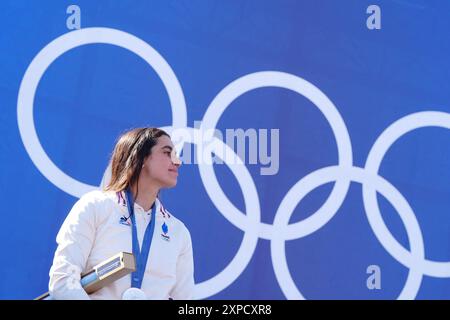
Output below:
[114,190,169,218]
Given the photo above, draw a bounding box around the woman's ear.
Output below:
[141,155,149,169]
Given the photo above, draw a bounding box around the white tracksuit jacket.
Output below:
[48,190,194,299]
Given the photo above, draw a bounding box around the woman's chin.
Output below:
[163,178,178,188]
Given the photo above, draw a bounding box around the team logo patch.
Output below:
[161,222,170,241]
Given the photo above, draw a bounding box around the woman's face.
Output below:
[142,135,181,188]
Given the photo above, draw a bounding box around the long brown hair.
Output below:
[104,127,169,195]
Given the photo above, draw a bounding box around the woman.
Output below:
[48,127,194,299]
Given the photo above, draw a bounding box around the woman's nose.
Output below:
[171,149,182,167]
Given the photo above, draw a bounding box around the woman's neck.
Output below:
[131,180,159,212]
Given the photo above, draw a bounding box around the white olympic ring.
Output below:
[17,27,450,299]
[272,165,424,300]
[364,111,450,278]
[199,71,353,241]
[17,27,187,198]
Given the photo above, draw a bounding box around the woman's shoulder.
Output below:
[78,190,119,205]
[72,190,122,217]
[70,190,125,224]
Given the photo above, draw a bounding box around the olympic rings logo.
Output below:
[17,27,450,299]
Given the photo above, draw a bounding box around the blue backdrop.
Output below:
[1,0,450,299]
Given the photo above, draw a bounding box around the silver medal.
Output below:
[122,287,147,300]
